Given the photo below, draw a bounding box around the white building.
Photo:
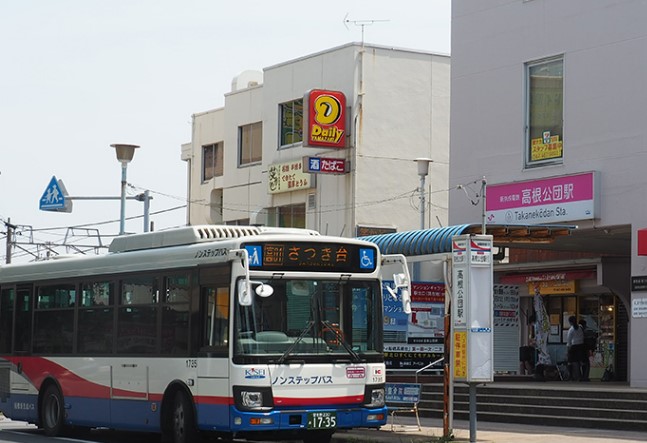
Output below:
[181,43,450,237]
[450,0,647,386]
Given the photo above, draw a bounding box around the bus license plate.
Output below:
[307,411,337,429]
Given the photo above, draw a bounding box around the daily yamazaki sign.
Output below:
[305,89,346,148]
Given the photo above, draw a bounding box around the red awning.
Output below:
[499,269,596,284]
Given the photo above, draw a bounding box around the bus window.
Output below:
[81,281,113,307]
[14,286,32,354]
[34,284,76,354]
[0,287,15,353]
[161,303,189,355]
[161,274,191,355]
[78,281,114,354]
[121,275,159,305]
[78,307,114,354]
[201,287,229,355]
[117,306,158,354]
[165,274,190,304]
[34,310,74,354]
[37,283,76,309]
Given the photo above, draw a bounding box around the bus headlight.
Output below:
[242,391,263,408]
[233,386,274,411]
[364,386,385,408]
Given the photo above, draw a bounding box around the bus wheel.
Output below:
[170,390,199,443]
[41,385,65,437]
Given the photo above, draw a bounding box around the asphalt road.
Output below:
[0,426,318,443]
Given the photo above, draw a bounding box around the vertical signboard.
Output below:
[451,234,494,383]
[303,89,346,148]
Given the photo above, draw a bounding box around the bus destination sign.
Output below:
[243,242,377,272]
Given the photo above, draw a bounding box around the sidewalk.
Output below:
[3,412,646,442]
[0,413,37,431]
[333,416,647,442]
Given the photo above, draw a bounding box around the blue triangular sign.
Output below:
[40,176,66,210]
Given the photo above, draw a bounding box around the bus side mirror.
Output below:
[400,287,412,314]
[238,280,252,306]
[238,280,274,306]
[255,283,274,298]
[393,272,412,314]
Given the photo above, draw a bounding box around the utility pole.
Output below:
[4,218,15,264]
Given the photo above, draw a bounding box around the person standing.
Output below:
[579,319,596,382]
[566,316,585,381]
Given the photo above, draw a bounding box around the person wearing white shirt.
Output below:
[566,315,585,381]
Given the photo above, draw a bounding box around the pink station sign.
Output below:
[486,172,598,224]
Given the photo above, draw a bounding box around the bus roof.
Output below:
[108,225,320,253]
[0,225,380,284]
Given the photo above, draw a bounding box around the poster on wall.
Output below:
[383,281,445,370]
[493,285,519,328]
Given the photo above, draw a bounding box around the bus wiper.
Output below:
[278,321,314,364]
[322,320,361,363]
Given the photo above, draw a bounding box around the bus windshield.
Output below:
[234,278,382,364]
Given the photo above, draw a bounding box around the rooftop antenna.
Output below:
[343,14,389,46]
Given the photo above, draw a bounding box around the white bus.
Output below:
[0,225,411,443]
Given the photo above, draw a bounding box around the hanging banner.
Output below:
[533,284,552,367]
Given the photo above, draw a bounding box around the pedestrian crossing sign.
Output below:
[39,176,72,212]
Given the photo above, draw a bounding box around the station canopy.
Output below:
[358,224,575,257]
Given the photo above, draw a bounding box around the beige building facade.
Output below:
[181,43,450,237]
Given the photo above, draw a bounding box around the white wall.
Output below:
[357,48,450,232]
[182,108,224,225]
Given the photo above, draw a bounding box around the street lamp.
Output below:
[111,143,139,235]
[414,158,433,230]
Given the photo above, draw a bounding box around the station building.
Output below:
[449,0,647,386]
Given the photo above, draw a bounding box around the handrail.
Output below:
[415,357,444,384]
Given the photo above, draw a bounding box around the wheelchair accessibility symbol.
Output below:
[359,248,375,270]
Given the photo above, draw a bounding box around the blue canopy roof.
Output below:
[359,224,472,256]
[359,224,574,256]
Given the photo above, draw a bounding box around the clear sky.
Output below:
[0,0,450,260]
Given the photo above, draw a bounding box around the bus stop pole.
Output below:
[469,382,477,442]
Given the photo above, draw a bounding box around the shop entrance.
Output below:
[524,292,626,381]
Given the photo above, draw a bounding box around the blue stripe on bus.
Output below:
[225,405,387,432]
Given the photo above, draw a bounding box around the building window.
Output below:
[238,122,262,166]
[269,204,305,228]
[526,57,563,168]
[225,219,251,226]
[279,99,303,148]
[203,143,223,181]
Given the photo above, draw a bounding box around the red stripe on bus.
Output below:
[194,395,232,405]
[5,357,151,400]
